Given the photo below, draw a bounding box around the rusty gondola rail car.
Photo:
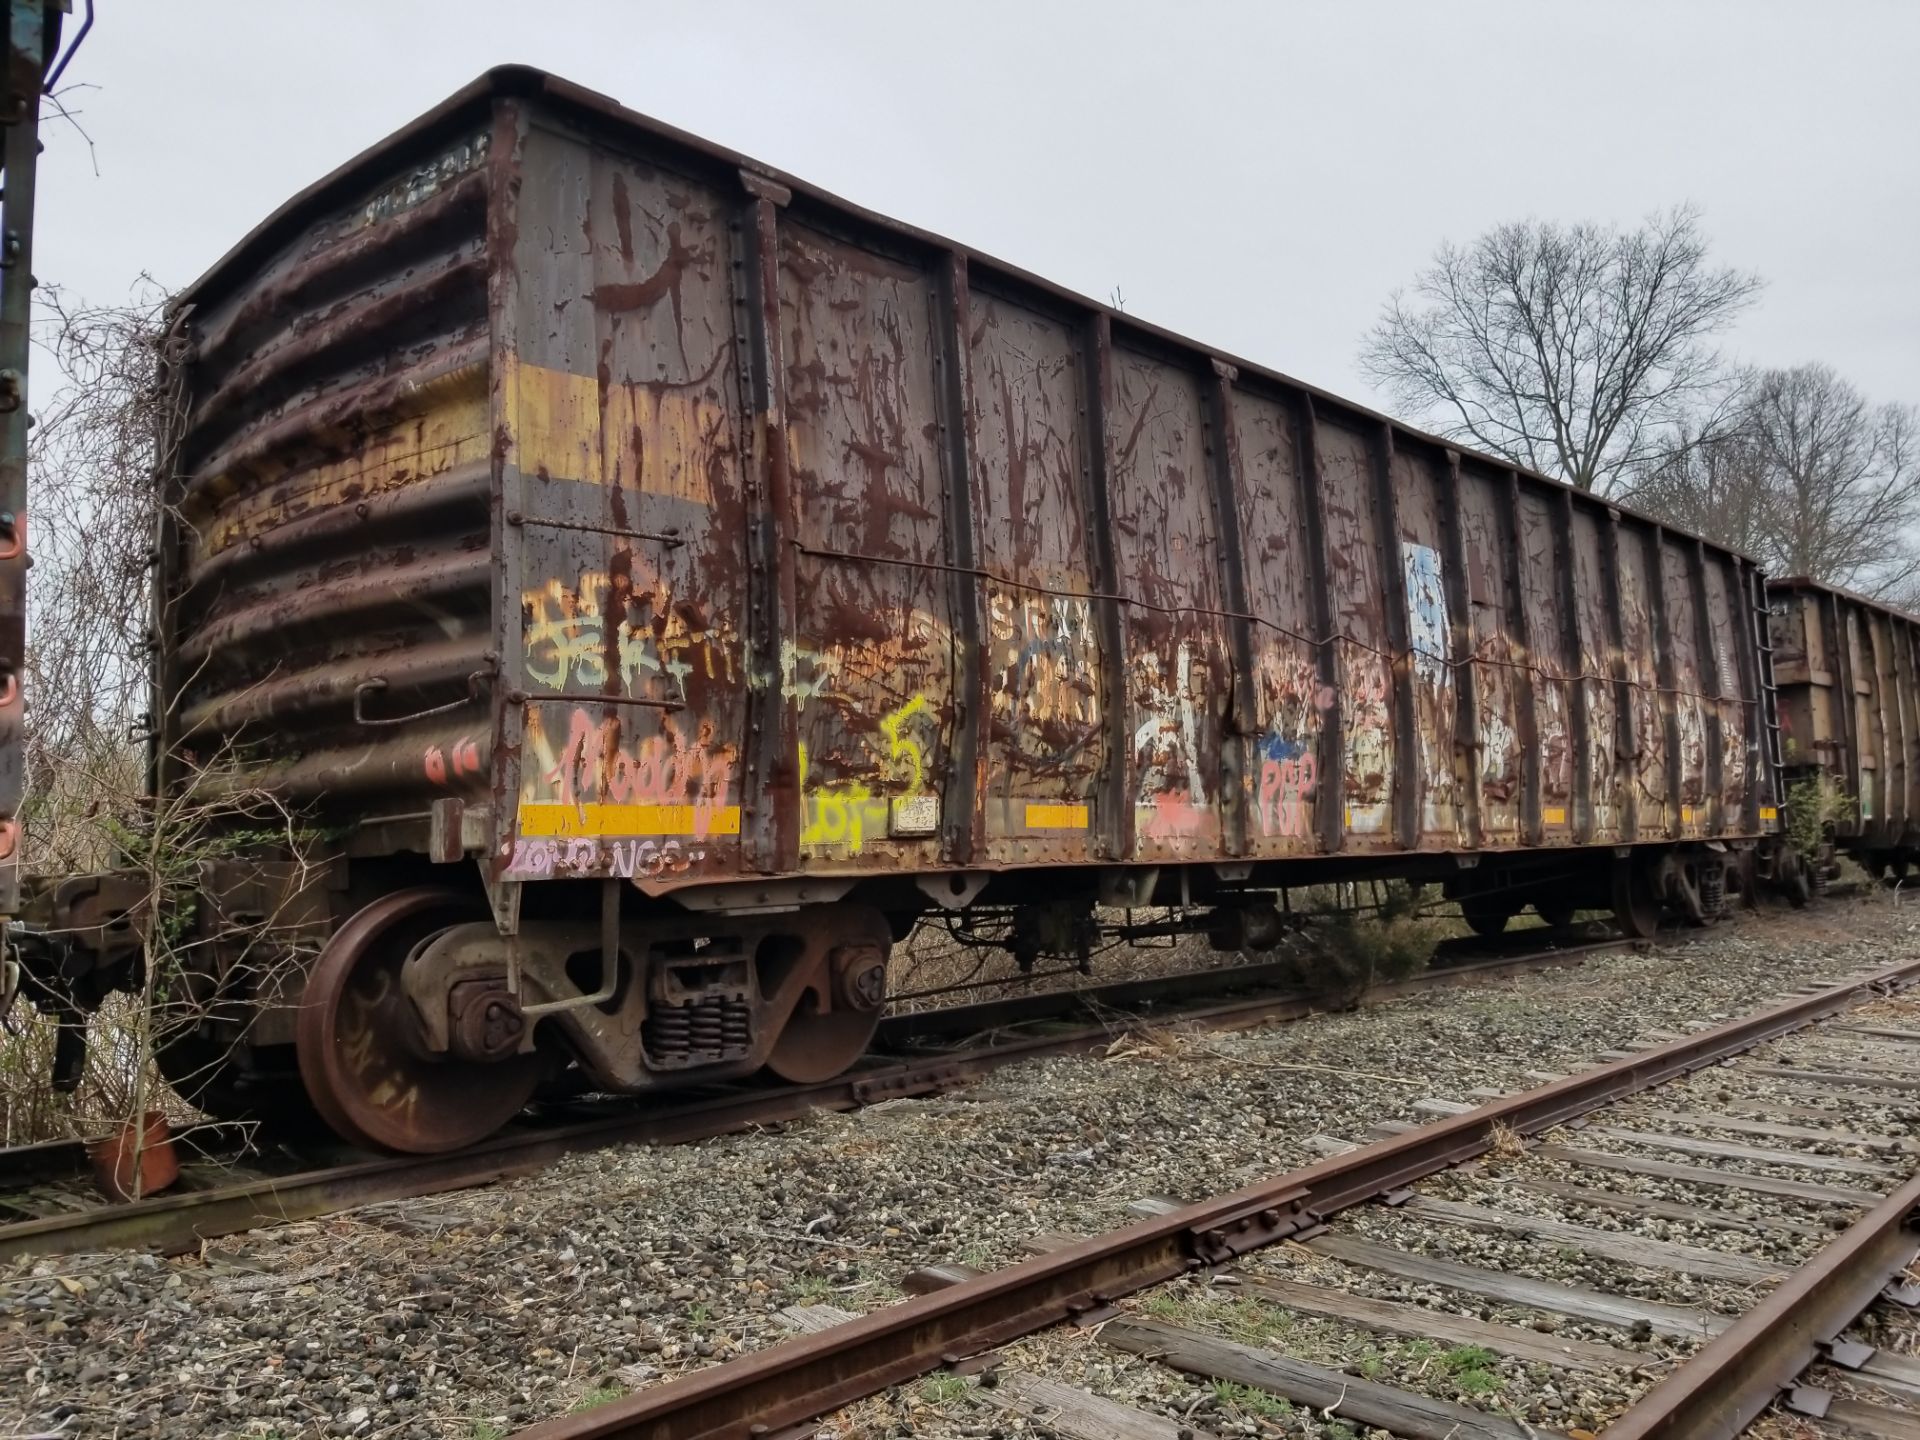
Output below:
[1768,575,1920,880]
[12,65,1796,1155]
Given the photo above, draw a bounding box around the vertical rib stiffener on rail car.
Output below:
[1289,395,1343,854]
[1203,361,1256,860]
[933,253,985,867]
[1552,489,1593,842]
[1369,425,1418,851]
[1434,452,1481,849]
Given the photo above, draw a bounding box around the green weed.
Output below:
[569,1386,626,1413]
[920,1373,969,1405]
[789,1275,835,1302]
[1209,1380,1291,1419]
[1443,1343,1502,1394]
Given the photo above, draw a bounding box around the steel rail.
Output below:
[510,953,1920,1440]
[878,933,1626,1044]
[1601,1166,1920,1439]
[0,938,1619,1262]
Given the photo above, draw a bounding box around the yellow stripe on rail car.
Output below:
[1024,802,1089,830]
[503,356,730,503]
[517,802,742,838]
[203,365,490,557]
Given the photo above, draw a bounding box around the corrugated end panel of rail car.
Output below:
[1768,578,1920,851]
[158,122,496,848]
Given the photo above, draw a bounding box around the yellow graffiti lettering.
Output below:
[798,742,887,853]
[879,694,930,794]
[799,696,937,855]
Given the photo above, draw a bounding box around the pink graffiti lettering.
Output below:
[1256,752,1317,838]
[543,708,735,837]
[1140,793,1207,840]
[423,737,484,787]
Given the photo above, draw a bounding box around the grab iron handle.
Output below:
[352,670,490,727]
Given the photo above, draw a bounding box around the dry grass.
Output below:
[1101,1021,1199,1063]
[2,286,174,1145]
[1483,1119,1529,1163]
[1,992,184,1146]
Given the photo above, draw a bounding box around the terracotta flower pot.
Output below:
[86,1110,180,1202]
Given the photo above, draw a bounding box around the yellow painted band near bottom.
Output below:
[519,802,741,838]
[1024,802,1089,830]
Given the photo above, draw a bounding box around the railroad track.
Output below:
[507,953,1920,1440]
[0,933,1625,1264]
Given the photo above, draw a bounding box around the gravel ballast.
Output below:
[5,898,1919,1438]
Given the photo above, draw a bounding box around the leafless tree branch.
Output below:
[1629,363,1920,603]
[1360,205,1763,495]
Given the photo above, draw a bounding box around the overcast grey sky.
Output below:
[32,0,1920,416]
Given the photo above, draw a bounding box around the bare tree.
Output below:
[21,280,171,872]
[1626,413,1772,558]
[1,283,336,1157]
[1359,205,1763,495]
[1748,365,1917,596]
[1630,364,1919,602]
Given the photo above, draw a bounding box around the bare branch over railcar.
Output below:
[1359,205,1762,497]
[1633,363,1919,602]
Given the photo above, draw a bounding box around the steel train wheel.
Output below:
[1534,901,1577,929]
[762,910,892,1085]
[763,1000,882,1085]
[1610,861,1662,939]
[296,888,544,1154]
[1458,895,1512,938]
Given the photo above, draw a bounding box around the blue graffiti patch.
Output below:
[1403,541,1450,684]
[1258,733,1307,765]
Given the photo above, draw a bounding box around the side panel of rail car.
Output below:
[482,96,1782,885]
[498,119,749,887]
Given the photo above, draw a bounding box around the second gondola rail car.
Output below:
[29,67,1790,1152]
[1768,576,1920,878]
